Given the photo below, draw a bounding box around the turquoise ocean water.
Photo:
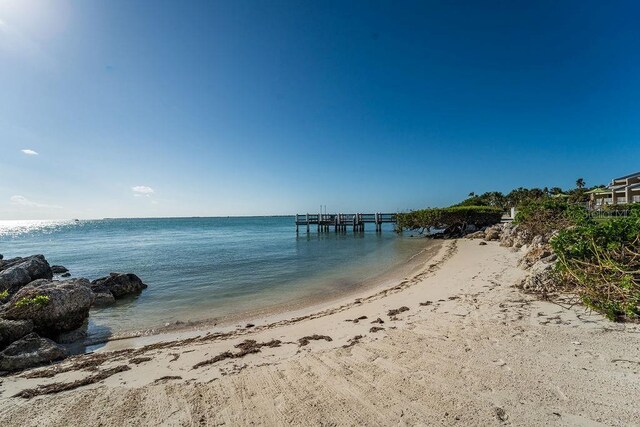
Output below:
[0,217,430,343]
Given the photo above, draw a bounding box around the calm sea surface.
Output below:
[0,217,430,343]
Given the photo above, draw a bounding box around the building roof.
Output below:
[586,188,610,194]
[612,171,640,182]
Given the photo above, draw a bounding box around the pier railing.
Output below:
[295,212,397,233]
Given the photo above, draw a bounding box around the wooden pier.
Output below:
[295,213,397,233]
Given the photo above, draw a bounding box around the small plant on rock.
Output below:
[15,295,50,308]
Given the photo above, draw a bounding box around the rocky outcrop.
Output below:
[0,255,53,295]
[91,273,147,299]
[3,279,94,338]
[0,333,67,371]
[0,319,33,350]
[465,222,532,249]
[0,253,149,370]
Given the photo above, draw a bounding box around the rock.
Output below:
[484,230,500,241]
[27,278,52,287]
[91,273,147,299]
[89,282,116,306]
[0,319,33,350]
[479,241,487,246]
[500,236,514,247]
[3,279,94,338]
[540,253,557,264]
[499,224,532,250]
[530,234,547,249]
[466,230,485,239]
[519,245,553,269]
[482,224,504,241]
[499,224,514,246]
[0,255,53,295]
[61,272,71,278]
[0,265,31,293]
[0,333,67,371]
[518,260,559,294]
[51,265,69,274]
[55,322,88,344]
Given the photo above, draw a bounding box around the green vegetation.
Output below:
[0,289,8,300]
[396,206,502,234]
[551,214,640,321]
[507,197,639,321]
[514,199,589,242]
[14,295,50,308]
[457,180,605,209]
[401,175,640,322]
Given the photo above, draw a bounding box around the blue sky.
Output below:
[1,0,639,219]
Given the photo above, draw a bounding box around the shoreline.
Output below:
[2,239,639,426]
[91,238,444,351]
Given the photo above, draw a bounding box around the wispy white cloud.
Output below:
[131,185,155,198]
[10,195,61,209]
[21,149,38,155]
[132,185,154,196]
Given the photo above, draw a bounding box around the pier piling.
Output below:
[295,212,397,234]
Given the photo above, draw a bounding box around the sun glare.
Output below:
[0,0,68,39]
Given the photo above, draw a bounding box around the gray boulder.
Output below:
[89,282,116,306]
[91,273,147,299]
[51,265,69,274]
[0,255,53,294]
[0,265,31,292]
[0,319,33,350]
[0,333,67,371]
[56,322,88,344]
[2,279,94,338]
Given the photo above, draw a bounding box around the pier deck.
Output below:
[295,213,397,233]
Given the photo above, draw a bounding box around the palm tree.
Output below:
[576,178,585,189]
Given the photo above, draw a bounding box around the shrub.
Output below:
[0,289,8,300]
[514,199,588,241]
[397,206,503,234]
[551,217,640,321]
[14,295,50,308]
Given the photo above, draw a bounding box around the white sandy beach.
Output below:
[1,239,639,426]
